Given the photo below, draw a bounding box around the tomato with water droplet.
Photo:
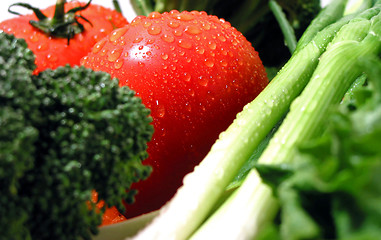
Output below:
[81,10,268,218]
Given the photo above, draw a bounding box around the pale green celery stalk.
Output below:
[296,0,348,51]
[129,10,356,240]
[190,12,381,240]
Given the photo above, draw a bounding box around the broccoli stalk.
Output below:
[0,32,154,240]
[130,1,381,239]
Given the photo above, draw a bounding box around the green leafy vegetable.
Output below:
[0,32,154,240]
[257,54,381,240]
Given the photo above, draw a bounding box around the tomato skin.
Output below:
[0,2,128,74]
[81,10,268,218]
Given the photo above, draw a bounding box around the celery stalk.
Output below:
[189,10,381,240]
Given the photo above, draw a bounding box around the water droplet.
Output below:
[185,25,201,35]
[208,41,216,50]
[109,27,128,42]
[147,40,155,45]
[178,39,192,49]
[138,62,145,67]
[161,53,168,60]
[198,76,208,86]
[204,59,214,68]
[130,17,142,26]
[195,46,205,54]
[114,59,123,69]
[36,42,48,51]
[148,12,162,19]
[220,59,228,67]
[92,39,107,54]
[202,23,211,30]
[183,72,191,82]
[173,29,183,37]
[29,33,39,42]
[217,34,226,42]
[80,56,88,65]
[185,102,192,112]
[172,12,195,21]
[222,22,231,29]
[167,20,180,28]
[148,25,162,35]
[107,48,123,62]
[133,37,143,43]
[46,53,58,62]
[143,21,152,28]
[161,34,175,43]
[156,102,165,117]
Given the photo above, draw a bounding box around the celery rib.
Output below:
[190,11,381,240]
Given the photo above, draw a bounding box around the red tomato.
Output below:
[0,1,128,74]
[81,10,268,218]
[91,191,127,226]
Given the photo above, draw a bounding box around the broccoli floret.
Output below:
[0,32,154,240]
[0,31,38,240]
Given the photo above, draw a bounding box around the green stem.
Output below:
[8,0,93,41]
[52,0,66,24]
[112,0,123,14]
[269,0,297,54]
[130,0,154,16]
[296,0,348,52]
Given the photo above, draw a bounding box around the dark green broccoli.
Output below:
[0,31,38,240]
[0,32,154,240]
[129,0,321,67]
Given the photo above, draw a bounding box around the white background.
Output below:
[0,0,342,23]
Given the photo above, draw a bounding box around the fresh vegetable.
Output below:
[91,190,127,226]
[255,54,381,240]
[0,32,153,240]
[81,10,269,218]
[130,0,322,67]
[0,27,37,240]
[0,0,128,74]
[130,1,381,239]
